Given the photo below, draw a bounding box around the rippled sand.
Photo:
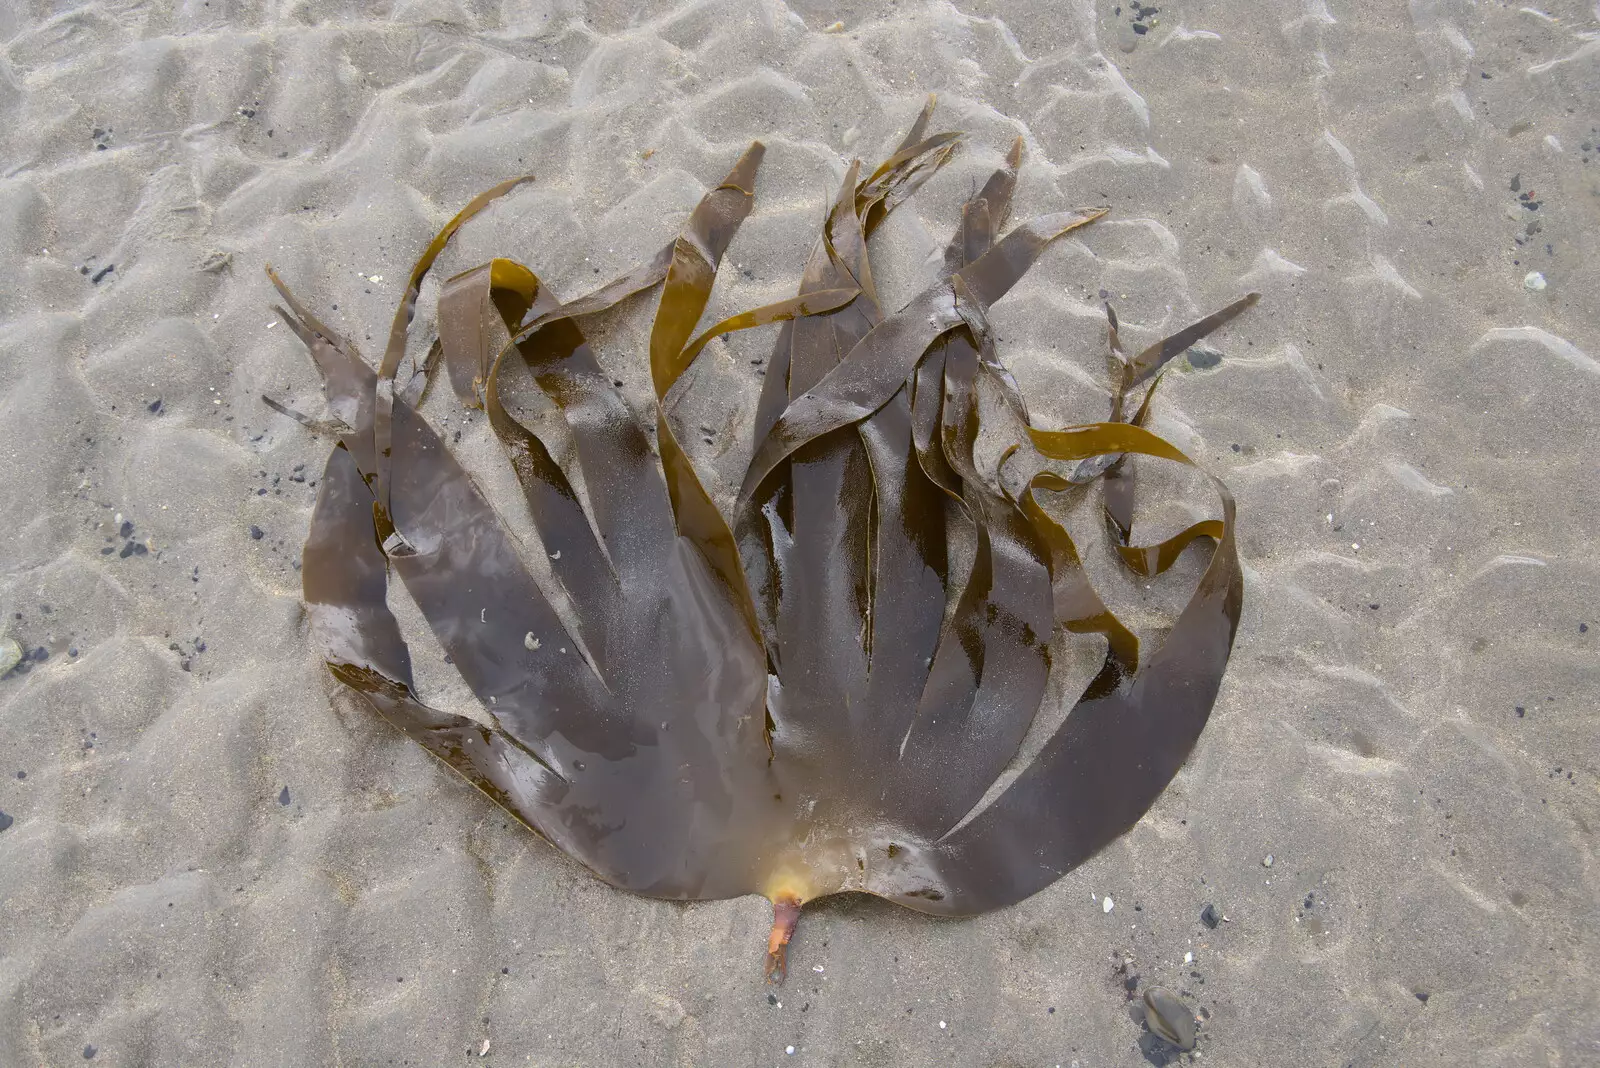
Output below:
[1,2,1596,1065]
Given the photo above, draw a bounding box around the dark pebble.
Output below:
[1414,990,1430,1003]
[15,771,24,779]
[1132,22,1148,33]
[83,1045,96,1060]
[0,809,12,833]
[118,543,134,559]
[1200,903,1221,929]
[250,525,265,540]
[31,647,48,662]
[132,543,147,556]
[1581,622,1589,633]
[278,786,290,806]
[119,520,133,538]
[1515,706,1525,717]
[91,265,114,284]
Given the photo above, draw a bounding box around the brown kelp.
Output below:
[269,98,1256,981]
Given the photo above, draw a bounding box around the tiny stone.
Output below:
[278,786,291,805]
[249,525,265,540]
[1262,854,1274,868]
[1200,903,1221,929]
[1523,271,1546,291]
[0,639,22,675]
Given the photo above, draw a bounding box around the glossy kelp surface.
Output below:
[270,99,1257,979]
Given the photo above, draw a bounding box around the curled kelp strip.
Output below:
[270,98,1258,981]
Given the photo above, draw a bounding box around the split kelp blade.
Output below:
[273,102,1257,982]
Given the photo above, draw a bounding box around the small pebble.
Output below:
[0,638,22,676]
[1262,854,1274,868]
[1102,895,1115,913]
[0,809,13,833]
[278,786,291,806]
[1524,271,1546,291]
[1200,903,1222,929]
[249,525,265,540]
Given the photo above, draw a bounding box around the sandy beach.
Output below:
[1,1,1597,1065]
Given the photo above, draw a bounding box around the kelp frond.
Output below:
[272,98,1257,982]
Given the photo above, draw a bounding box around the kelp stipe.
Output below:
[269,98,1257,981]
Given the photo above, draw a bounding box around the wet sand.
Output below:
[1,1,1597,1065]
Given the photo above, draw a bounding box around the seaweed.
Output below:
[269,98,1257,981]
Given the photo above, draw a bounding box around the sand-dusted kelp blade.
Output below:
[863,142,1045,779]
[854,387,949,739]
[380,176,537,385]
[438,259,538,406]
[381,393,624,769]
[266,267,380,471]
[304,444,574,851]
[435,261,623,673]
[279,126,1257,975]
[942,137,1023,278]
[736,106,961,675]
[510,315,679,590]
[1128,292,1259,387]
[879,426,1240,915]
[1018,487,1139,672]
[644,144,767,635]
[372,177,536,488]
[674,287,862,375]
[757,161,882,750]
[739,207,1106,503]
[303,445,415,688]
[650,143,763,395]
[887,288,1052,838]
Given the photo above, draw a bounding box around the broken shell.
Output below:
[1144,987,1196,1051]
